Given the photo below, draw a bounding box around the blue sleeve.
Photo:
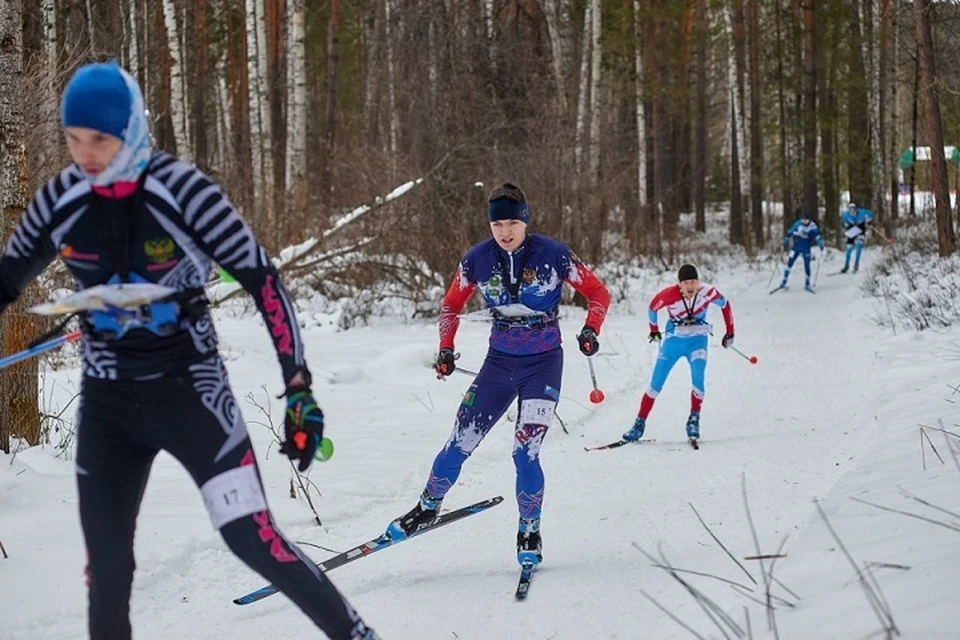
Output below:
[862,209,874,223]
[783,220,800,245]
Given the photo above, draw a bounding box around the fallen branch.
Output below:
[742,474,778,639]
[850,496,960,534]
[743,554,786,561]
[0,539,7,559]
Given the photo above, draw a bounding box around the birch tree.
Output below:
[634,0,647,211]
[587,0,602,189]
[39,0,58,173]
[162,0,191,161]
[0,0,39,451]
[285,0,307,215]
[254,0,274,226]
[244,0,264,216]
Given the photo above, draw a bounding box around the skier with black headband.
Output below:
[383,183,610,573]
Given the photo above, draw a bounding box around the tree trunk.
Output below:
[362,0,380,145]
[587,0,602,189]
[162,0,190,161]
[572,0,591,206]
[846,1,871,210]
[285,0,307,219]
[693,0,706,233]
[193,0,208,169]
[0,0,40,452]
[254,0,275,233]
[887,0,898,221]
[320,0,340,208]
[818,16,838,237]
[800,0,817,220]
[542,0,567,115]
[244,0,264,221]
[913,0,955,255]
[725,5,743,245]
[384,0,399,178]
[747,0,762,247]
[774,0,793,235]
[126,0,139,82]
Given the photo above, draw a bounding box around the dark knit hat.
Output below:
[678,264,699,282]
[487,183,530,224]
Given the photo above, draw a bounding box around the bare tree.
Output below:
[747,0,763,247]
[162,0,190,160]
[800,0,817,220]
[913,0,955,255]
[0,0,40,452]
[285,0,307,217]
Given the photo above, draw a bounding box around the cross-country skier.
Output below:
[0,62,375,640]
[778,212,825,291]
[384,183,610,569]
[622,264,734,446]
[841,202,874,273]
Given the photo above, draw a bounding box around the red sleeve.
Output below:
[721,299,734,335]
[438,266,476,351]
[566,262,610,334]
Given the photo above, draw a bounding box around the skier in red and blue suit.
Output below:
[384,183,610,568]
[622,264,734,444]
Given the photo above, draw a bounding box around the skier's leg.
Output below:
[781,250,799,286]
[76,378,157,640]
[511,348,563,565]
[626,339,683,441]
[154,359,374,640]
[425,349,517,501]
[802,251,812,286]
[854,237,865,270]
[685,336,709,438]
[512,348,563,522]
[843,241,854,271]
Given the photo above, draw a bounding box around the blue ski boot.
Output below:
[685,412,701,440]
[622,416,646,442]
[386,490,441,541]
[517,517,542,567]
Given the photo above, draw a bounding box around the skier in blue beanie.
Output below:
[1,61,377,640]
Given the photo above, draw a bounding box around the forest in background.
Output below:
[1,0,960,449]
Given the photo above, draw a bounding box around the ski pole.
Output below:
[455,366,479,378]
[0,329,82,372]
[728,344,758,365]
[874,227,894,245]
[766,253,782,289]
[586,357,605,404]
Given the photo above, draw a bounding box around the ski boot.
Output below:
[685,412,701,442]
[804,279,814,293]
[517,517,542,567]
[385,490,441,541]
[840,264,849,274]
[622,417,646,442]
[853,262,860,273]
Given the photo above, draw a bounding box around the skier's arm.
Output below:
[175,168,307,385]
[0,189,59,317]
[564,261,609,334]
[647,289,671,333]
[710,291,735,335]
[438,265,476,352]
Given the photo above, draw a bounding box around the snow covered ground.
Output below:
[2,247,959,639]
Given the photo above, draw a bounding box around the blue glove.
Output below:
[281,387,325,472]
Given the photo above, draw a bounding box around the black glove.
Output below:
[435,348,456,378]
[721,333,735,349]
[577,326,599,356]
[648,330,662,344]
[281,387,325,472]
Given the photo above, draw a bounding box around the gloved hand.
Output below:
[648,330,662,344]
[577,326,599,356]
[721,333,735,349]
[281,387,325,472]
[434,348,456,378]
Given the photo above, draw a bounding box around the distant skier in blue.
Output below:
[841,202,874,273]
[778,212,824,291]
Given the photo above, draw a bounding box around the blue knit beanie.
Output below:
[62,61,132,138]
[487,183,530,224]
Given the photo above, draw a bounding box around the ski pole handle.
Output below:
[729,345,758,365]
[0,330,82,372]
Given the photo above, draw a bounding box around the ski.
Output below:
[584,438,656,452]
[515,563,536,600]
[769,285,787,295]
[804,287,816,294]
[688,437,700,450]
[233,495,504,606]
